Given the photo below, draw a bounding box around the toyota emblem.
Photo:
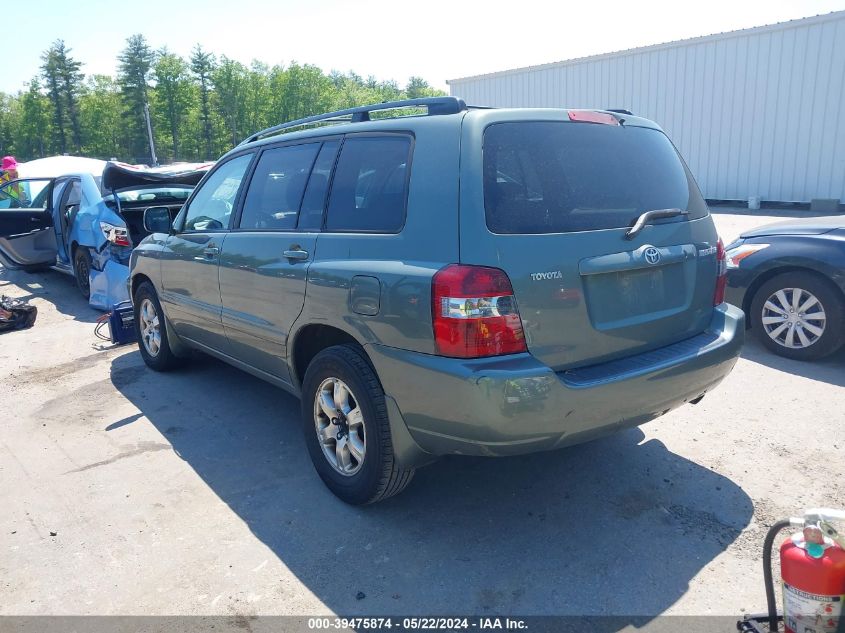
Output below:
[644,247,661,265]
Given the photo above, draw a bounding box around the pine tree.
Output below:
[154,49,191,161]
[54,41,84,152]
[41,45,67,154]
[212,57,248,148]
[5,35,446,163]
[118,34,156,163]
[19,78,51,158]
[190,45,216,160]
[79,75,123,160]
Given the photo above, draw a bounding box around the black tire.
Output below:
[133,281,185,371]
[73,247,92,299]
[301,344,414,504]
[750,271,845,361]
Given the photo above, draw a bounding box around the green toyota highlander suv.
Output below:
[129,97,744,504]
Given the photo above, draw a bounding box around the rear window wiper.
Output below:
[625,208,688,240]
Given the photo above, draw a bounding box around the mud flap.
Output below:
[383,394,436,469]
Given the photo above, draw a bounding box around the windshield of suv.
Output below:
[483,121,708,234]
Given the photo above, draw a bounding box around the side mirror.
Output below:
[143,206,173,234]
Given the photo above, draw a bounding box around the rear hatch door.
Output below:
[459,110,721,371]
[102,162,213,245]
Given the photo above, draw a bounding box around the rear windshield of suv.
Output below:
[483,121,708,234]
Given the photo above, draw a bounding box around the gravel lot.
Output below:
[1,209,843,621]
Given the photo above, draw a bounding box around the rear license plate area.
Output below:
[584,263,685,324]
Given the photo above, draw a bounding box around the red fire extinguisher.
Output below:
[761,509,845,633]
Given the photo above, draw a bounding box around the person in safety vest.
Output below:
[0,156,26,207]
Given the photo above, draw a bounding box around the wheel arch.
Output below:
[289,323,375,391]
[130,272,153,300]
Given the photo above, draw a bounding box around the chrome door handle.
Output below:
[283,249,309,261]
[203,246,219,258]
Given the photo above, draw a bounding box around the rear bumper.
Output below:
[367,303,744,463]
[725,268,753,316]
[89,259,129,311]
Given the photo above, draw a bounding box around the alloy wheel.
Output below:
[139,298,162,357]
[313,377,366,476]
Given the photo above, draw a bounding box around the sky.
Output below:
[5,0,845,95]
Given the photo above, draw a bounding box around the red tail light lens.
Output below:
[100,221,131,247]
[432,264,527,358]
[714,238,727,305]
[568,110,620,126]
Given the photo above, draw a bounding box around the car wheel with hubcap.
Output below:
[750,271,845,361]
[73,248,92,299]
[133,281,185,371]
[301,344,414,504]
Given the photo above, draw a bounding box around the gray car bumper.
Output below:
[366,304,744,465]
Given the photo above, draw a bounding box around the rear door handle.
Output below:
[203,245,219,258]
[283,249,309,261]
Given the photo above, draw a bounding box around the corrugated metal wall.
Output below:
[448,12,845,203]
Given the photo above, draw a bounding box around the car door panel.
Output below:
[217,140,333,380]
[52,178,81,264]
[161,232,229,350]
[159,152,254,354]
[0,178,57,268]
[0,224,57,267]
[218,232,318,380]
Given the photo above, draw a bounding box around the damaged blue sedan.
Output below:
[0,160,211,310]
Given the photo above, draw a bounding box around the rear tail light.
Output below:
[100,221,131,247]
[714,238,727,305]
[432,264,527,358]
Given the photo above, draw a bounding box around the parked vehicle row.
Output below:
[7,98,839,504]
[128,97,744,504]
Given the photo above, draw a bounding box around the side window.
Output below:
[183,154,252,231]
[0,179,52,210]
[61,180,83,227]
[238,143,320,230]
[62,180,82,210]
[297,141,340,230]
[325,135,411,233]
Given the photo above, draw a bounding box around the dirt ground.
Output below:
[1,209,843,621]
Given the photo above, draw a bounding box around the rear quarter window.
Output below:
[483,121,707,234]
[325,135,411,233]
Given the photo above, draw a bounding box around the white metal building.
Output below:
[447,11,845,206]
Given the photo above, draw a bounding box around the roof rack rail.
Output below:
[239,96,468,146]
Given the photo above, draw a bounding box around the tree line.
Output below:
[0,35,444,165]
